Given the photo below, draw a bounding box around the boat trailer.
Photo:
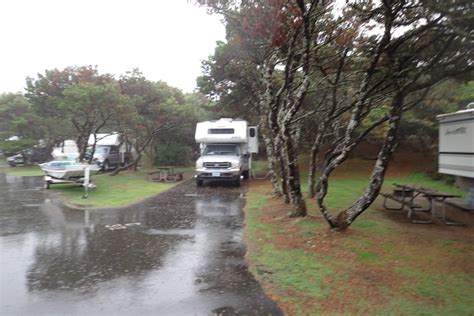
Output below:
[44,167,96,199]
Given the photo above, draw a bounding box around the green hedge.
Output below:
[155,144,192,166]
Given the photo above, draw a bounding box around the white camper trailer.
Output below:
[52,140,80,161]
[437,105,474,209]
[436,107,474,179]
[194,118,258,186]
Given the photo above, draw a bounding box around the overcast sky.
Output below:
[0,0,225,94]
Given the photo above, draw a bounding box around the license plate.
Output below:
[212,172,221,177]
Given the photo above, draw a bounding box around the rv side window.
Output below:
[208,128,234,134]
[249,128,256,137]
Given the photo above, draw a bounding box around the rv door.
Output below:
[248,126,259,154]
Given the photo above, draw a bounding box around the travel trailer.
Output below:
[436,105,474,179]
[194,118,259,186]
[437,104,474,209]
[52,140,80,161]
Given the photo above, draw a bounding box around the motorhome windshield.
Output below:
[203,145,239,156]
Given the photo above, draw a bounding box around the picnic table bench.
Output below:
[148,167,183,183]
[381,183,464,225]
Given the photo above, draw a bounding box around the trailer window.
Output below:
[208,128,234,134]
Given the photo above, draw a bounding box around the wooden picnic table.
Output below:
[148,167,183,183]
[380,183,463,225]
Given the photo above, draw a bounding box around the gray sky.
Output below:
[0,0,225,94]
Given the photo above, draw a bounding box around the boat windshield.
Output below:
[48,161,79,167]
[203,145,239,156]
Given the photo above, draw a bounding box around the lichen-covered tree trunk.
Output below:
[317,92,405,229]
[281,122,307,217]
[275,134,290,203]
[76,132,90,162]
[308,126,325,198]
[259,53,282,197]
[260,115,281,196]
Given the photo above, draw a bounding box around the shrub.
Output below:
[155,144,192,166]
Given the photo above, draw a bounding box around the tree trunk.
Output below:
[276,135,290,203]
[317,92,405,229]
[76,134,89,162]
[308,126,325,198]
[259,112,282,196]
[259,52,282,197]
[262,128,282,196]
[281,122,307,217]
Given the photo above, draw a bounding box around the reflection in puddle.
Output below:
[145,228,195,236]
[0,175,281,315]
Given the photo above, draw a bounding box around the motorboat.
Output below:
[39,161,101,180]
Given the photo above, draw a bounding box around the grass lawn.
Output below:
[51,170,179,208]
[0,159,190,208]
[245,162,473,315]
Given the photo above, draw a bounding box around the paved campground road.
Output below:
[0,174,281,315]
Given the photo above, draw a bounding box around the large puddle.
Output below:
[0,173,281,315]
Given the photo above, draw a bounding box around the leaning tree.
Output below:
[199,0,473,229]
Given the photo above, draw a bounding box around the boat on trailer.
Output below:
[39,161,101,180]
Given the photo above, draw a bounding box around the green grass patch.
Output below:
[246,188,337,314]
[323,178,369,210]
[350,218,391,235]
[386,267,474,315]
[245,168,473,315]
[295,218,322,238]
[254,245,333,300]
[49,170,177,208]
[357,251,378,263]
[251,159,270,177]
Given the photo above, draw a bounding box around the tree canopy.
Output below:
[2,66,211,169]
[198,0,473,229]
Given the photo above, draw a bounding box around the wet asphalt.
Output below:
[0,173,282,316]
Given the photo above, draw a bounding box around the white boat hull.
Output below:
[40,163,100,180]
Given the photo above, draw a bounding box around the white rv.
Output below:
[51,133,131,170]
[194,118,259,186]
[52,140,80,161]
[87,133,131,170]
